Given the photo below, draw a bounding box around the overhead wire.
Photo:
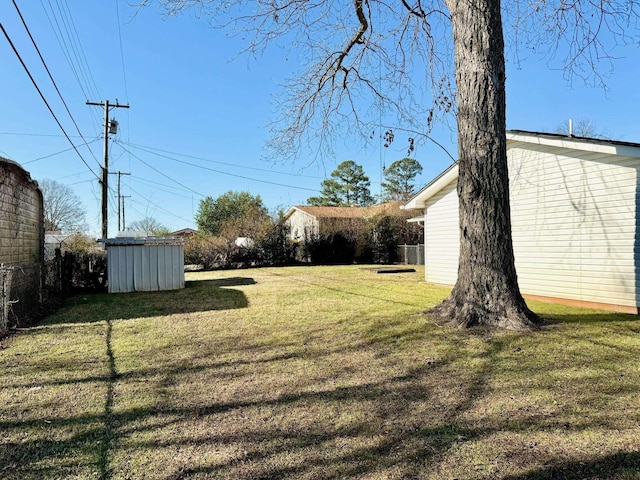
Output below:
[123,141,323,179]
[114,0,129,102]
[132,176,196,200]
[11,0,101,168]
[128,193,194,225]
[39,0,102,130]
[52,0,101,100]
[13,136,100,165]
[0,22,100,180]
[116,142,207,198]
[116,140,320,192]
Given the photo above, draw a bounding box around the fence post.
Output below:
[1,265,7,336]
[0,265,14,336]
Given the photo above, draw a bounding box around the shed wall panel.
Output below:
[107,242,184,293]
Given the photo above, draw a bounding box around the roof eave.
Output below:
[403,162,459,210]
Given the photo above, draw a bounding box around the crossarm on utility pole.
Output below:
[86,100,130,239]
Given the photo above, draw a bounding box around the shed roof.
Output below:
[103,236,184,247]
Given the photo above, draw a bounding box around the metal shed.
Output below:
[104,237,185,293]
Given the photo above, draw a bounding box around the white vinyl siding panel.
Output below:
[424,181,459,285]
[286,210,319,241]
[421,139,640,309]
[509,143,639,307]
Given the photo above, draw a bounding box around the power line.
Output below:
[114,0,129,102]
[11,0,101,168]
[132,176,196,200]
[128,193,194,225]
[0,131,81,137]
[39,0,102,130]
[116,140,320,192]
[22,136,101,165]
[52,0,101,100]
[116,143,207,198]
[0,22,100,180]
[123,141,323,179]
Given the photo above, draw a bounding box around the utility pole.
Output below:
[86,100,129,238]
[109,171,130,232]
[121,195,131,231]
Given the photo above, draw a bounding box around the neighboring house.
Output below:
[284,203,413,242]
[44,231,71,257]
[171,228,197,238]
[404,130,640,314]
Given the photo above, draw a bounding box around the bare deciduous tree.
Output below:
[40,179,87,233]
[146,0,639,330]
[127,217,170,236]
[554,118,610,139]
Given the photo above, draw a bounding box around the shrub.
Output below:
[304,233,357,264]
[184,234,230,269]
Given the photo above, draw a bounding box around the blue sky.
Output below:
[1,2,638,236]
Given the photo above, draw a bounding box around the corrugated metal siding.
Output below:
[509,143,639,307]
[424,181,459,285]
[107,243,185,293]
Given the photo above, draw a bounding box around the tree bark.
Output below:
[429,0,541,330]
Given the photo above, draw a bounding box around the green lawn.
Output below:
[1,265,639,479]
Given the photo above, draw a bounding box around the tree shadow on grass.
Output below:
[3,330,640,480]
[542,311,640,325]
[501,451,640,479]
[39,277,255,325]
[5,279,640,479]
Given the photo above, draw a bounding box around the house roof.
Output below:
[171,228,197,237]
[284,202,409,220]
[403,130,640,210]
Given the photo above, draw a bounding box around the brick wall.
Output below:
[0,157,44,333]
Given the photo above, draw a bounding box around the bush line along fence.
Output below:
[0,252,107,338]
[1,237,424,338]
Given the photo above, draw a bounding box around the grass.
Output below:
[1,265,640,479]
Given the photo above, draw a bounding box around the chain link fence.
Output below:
[0,263,42,337]
[0,251,107,338]
[397,244,425,265]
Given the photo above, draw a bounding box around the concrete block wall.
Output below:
[0,157,44,330]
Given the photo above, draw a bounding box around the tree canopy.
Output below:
[196,190,270,238]
[40,179,87,233]
[307,160,374,207]
[150,0,639,330]
[127,217,170,236]
[381,158,423,202]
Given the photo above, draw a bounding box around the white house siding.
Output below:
[424,181,459,285]
[508,142,639,308]
[417,136,640,312]
[286,210,319,241]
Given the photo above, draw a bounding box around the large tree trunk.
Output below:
[430,0,541,330]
